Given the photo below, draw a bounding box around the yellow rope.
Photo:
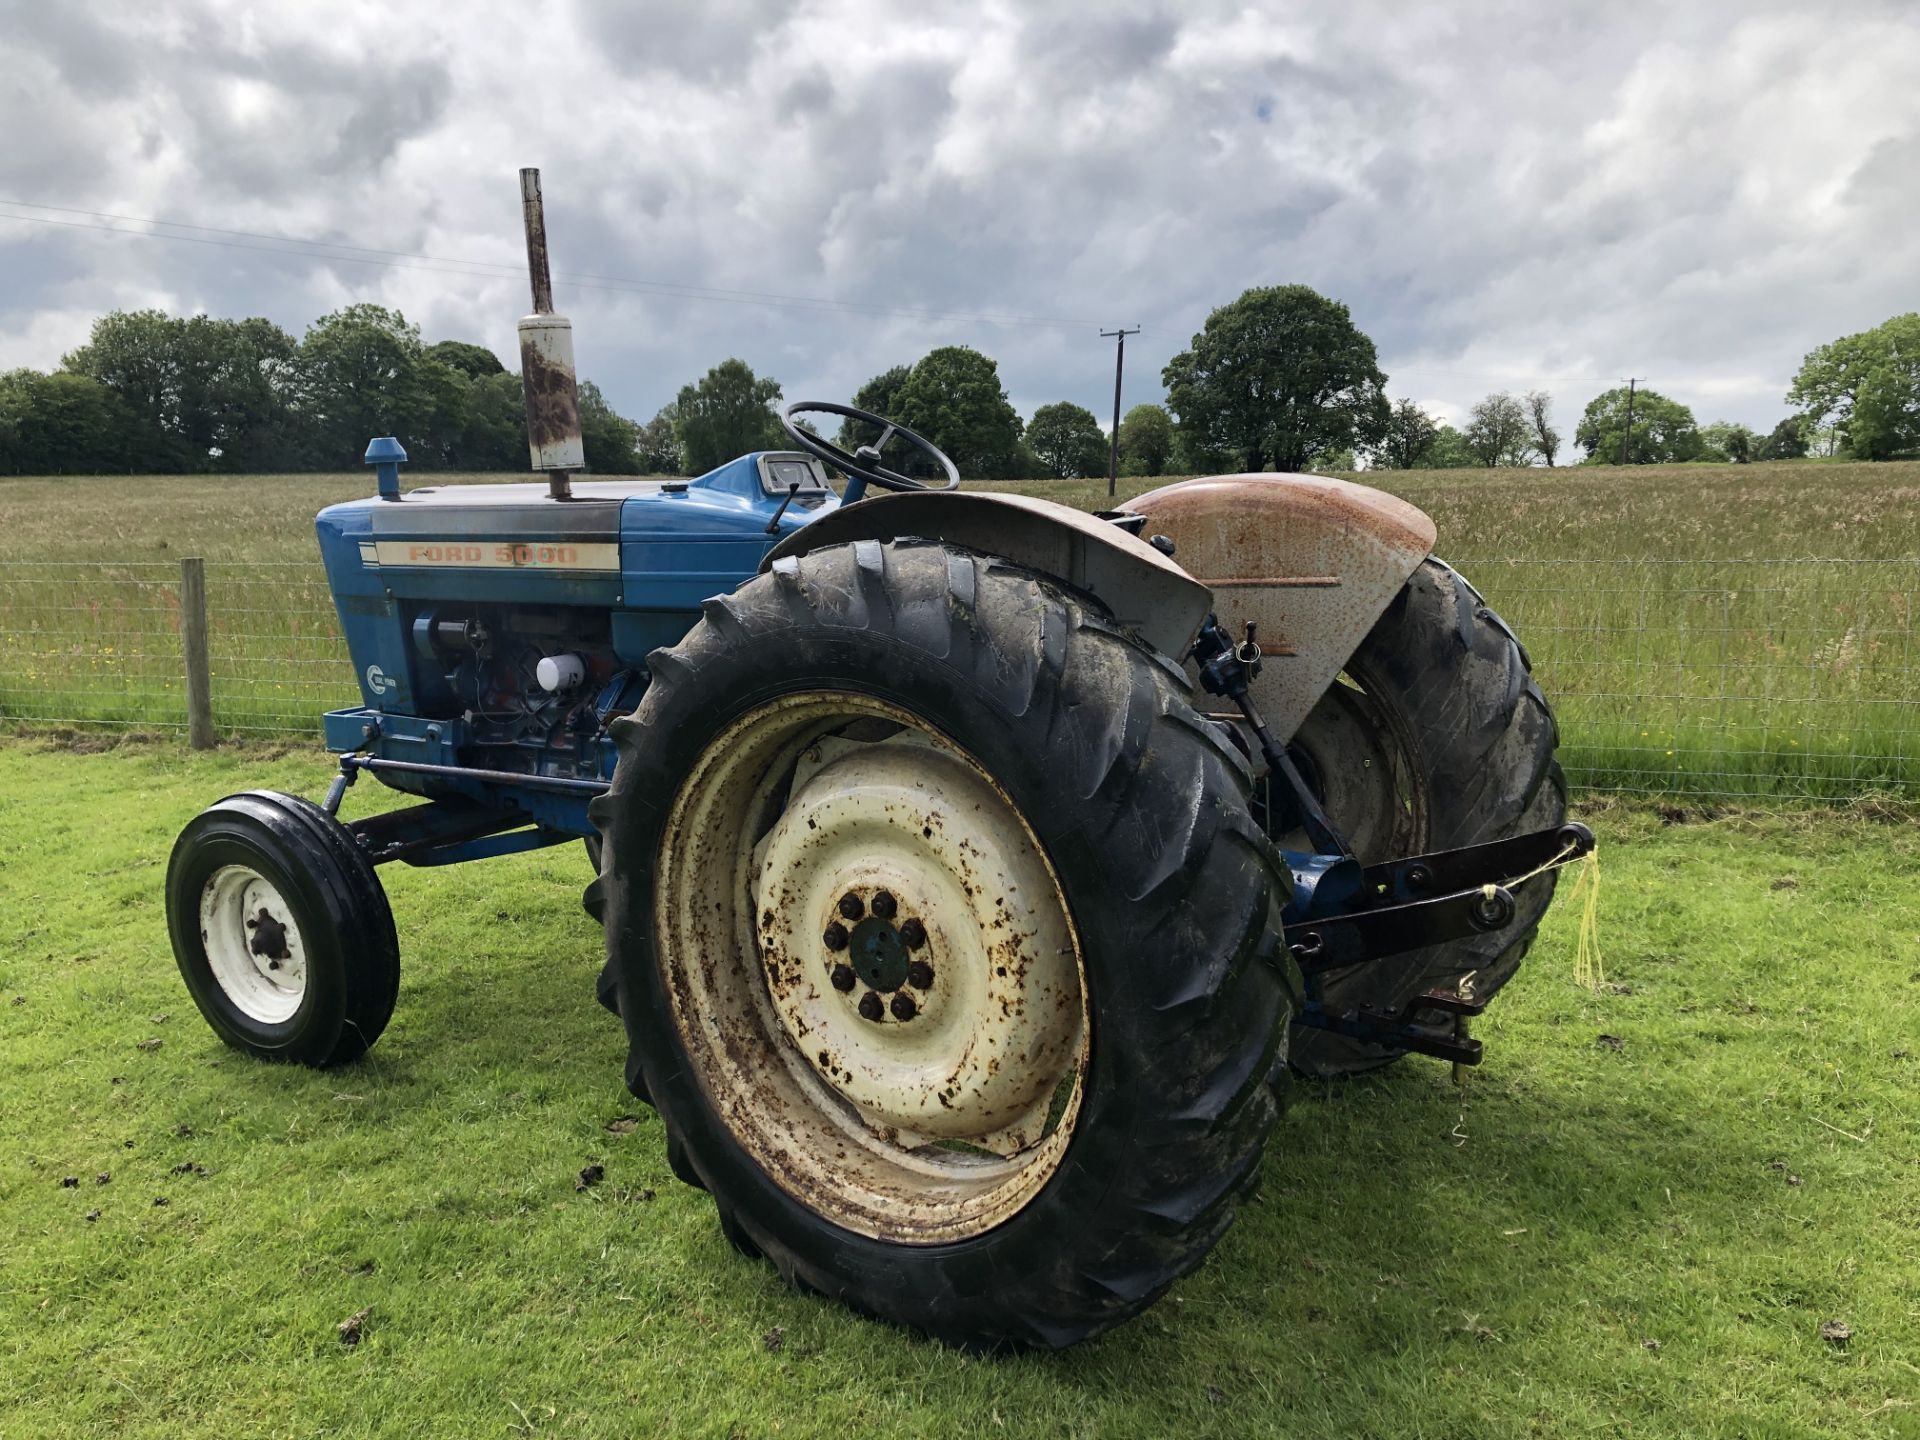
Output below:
[1496,839,1604,989]
[1568,847,1604,989]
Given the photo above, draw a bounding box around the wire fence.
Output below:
[2,555,1915,802]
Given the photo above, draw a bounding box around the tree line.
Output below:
[5,294,1914,478]
[0,306,644,475]
[663,292,1918,481]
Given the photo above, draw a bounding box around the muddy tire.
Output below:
[165,791,399,1067]
[586,538,1293,1350]
[1283,558,1564,1078]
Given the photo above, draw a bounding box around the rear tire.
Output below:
[165,791,399,1067]
[588,538,1293,1350]
[1283,558,1564,1078]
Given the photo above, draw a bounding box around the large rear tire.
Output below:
[1282,557,1564,1078]
[586,538,1293,1349]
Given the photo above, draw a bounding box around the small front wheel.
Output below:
[166,791,399,1067]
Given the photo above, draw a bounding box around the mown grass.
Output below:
[2,739,1917,1437]
[1,461,1917,796]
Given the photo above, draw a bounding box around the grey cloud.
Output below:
[2,0,1917,442]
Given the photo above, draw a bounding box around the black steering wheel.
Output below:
[779,401,960,501]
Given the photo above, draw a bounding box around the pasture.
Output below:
[2,460,1916,800]
[2,742,1917,1437]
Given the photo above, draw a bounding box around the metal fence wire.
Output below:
[1,556,1915,802]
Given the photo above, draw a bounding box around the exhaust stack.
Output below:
[517,168,585,501]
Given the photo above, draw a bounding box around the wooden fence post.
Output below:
[181,557,215,749]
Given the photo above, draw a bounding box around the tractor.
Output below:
[164,171,1588,1350]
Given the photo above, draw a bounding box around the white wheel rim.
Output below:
[198,864,308,1025]
[655,693,1089,1244]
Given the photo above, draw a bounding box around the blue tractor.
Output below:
[164,171,1587,1350]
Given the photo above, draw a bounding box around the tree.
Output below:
[839,364,913,449]
[298,304,438,465]
[1524,390,1560,467]
[1848,364,1920,461]
[1699,421,1758,464]
[1367,397,1439,470]
[1575,386,1703,464]
[1117,402,1174,476]
[891,346,1025,477]
[1423,425,1478,468]
[0,369,142,473]
[1162,284,1389,473]
[62,309,190,467]
[1757,416,1809,461]
[674,358,785,474]
[1787,313,1920,461]
[578,379,640,473]
[1025,402,1109,479]
[425,339,505,380]
[634,405,682,473]
[455,370,528,471]
[1465,391,1533,467]
[181,316,304,470]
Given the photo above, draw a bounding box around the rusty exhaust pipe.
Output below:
[517,168,585,501]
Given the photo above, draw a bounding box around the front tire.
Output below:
[588,539,1293,1350]
[165,791,399,1067]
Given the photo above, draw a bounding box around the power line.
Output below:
[0,199,1120,334]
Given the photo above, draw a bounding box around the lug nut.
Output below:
[870,889,897,919]
[858,991,884,1022]
[899,918,927,950]
[907,959,935,990]
[823,922,849,951]
[890,993,917,1021]
[838,892,865,921]
[829,964,856,992]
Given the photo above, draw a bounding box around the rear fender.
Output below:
[759,490,1213,661]
[1122,475,1436,740]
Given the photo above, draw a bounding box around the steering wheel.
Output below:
[779,401,960,504]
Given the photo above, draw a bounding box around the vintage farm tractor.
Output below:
[165,172,1588,1350]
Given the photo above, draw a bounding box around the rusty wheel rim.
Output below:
[654,692,1089,1244]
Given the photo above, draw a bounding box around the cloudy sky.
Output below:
[3,0,1917,444]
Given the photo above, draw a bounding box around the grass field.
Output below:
[2,739,1916,1437]
[1,460,1917,797]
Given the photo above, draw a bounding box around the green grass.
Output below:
[2,461,1917,796]
[3,738,1917,1437]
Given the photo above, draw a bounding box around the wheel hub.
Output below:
[848,913,912,996]
[752,734,1080,1156]
[199,865,307,1024]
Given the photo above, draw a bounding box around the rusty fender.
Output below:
[1122,475,1437,740]
[761,490,1213,662]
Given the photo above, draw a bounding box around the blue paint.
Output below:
[314,447,846,840]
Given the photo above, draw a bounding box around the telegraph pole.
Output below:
[1101,325,1141,497]
[1619,377,1637,466]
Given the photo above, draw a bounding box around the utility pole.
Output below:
[1619,377,1636,467]
[1101,326,1141,497]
